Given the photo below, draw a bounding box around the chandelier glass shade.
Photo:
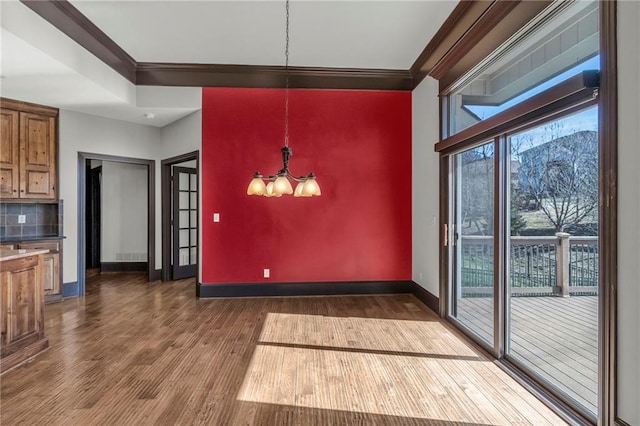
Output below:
[247,148,321,197]
[246,0,320,198]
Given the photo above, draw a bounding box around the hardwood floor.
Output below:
[0,274,566,425]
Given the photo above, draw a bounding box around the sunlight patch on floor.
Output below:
[236,313,560,424]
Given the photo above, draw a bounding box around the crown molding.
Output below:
[136,63,413,90]
[21,0,137,83]
[19,0,553,92]
[19,0,414,91]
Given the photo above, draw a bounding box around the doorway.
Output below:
[85,160,102,277]
[77,152,156,295]
[161,151,199,283]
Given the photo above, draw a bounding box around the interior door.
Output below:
[172,166,197,280]
[86,163,102,269]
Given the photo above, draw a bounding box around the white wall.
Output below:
[59,110,161,283]
[412,76,441,297]
[616,2,640,423]
[159,110,203,276]
[100,161,148,263]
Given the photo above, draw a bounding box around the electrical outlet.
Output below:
[18,215,26,224]
[263,269,270,278]
[213,213,220,222]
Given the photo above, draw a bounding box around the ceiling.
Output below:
[0,0,457,127]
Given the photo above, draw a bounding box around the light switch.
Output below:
[213,213,220,222]
[264,269,270,278]
[18,215,26,224]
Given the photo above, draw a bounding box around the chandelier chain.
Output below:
[284,0,290,147]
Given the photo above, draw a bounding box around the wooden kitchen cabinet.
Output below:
[0,98,58,201]
[18,241,61,301]
[0,109,19,198]
[0,249,49,373]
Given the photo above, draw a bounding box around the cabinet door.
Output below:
[0,109,20,198]
[1,256,43,348]
[18,242,61,297]
[19,112,56,199]
[41,253,60,296]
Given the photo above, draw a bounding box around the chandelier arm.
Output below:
[285,170,306,182]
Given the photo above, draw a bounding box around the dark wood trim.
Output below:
[0,97,59,117]
[429,1,520,81]
[136,63,413,90]
[150,269,162,282]
[438,155,449,318]
[409,282,440,315]
[197,281,412,298]
[77,153,155,295]
[100,262,148,273]
[13,0,415,91]
[20,0,136,83]
[411,1,552,89]
[410,2,489,80]
[437,1,554,93]
[13,0,545,92]
[599,1,618,425]
[435,71,600,154]
[161,151,199,283]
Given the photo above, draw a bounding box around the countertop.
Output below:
[0,236,66,243]
[0,248,50,262]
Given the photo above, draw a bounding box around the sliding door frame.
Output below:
[435,1,618,424]
[438,74,604,425]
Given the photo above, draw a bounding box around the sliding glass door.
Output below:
[506,107,599,415]
[440,0,603,420]
[446,104,600,419]
[450,141,495,347]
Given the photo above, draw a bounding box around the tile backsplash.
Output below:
[0,201,63,240]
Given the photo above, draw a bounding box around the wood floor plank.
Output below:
[0,273,566,425]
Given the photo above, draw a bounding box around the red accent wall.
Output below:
[202,88,411,284]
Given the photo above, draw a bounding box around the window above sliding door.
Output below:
[444,1,599,138]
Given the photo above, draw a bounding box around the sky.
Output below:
[509,106,598,158]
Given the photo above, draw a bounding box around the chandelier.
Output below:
[246,0,321,198]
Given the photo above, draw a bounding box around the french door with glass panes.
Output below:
[172,166,198,279]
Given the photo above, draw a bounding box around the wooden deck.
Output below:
[0,273,567,425]
[456,295,598,414]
